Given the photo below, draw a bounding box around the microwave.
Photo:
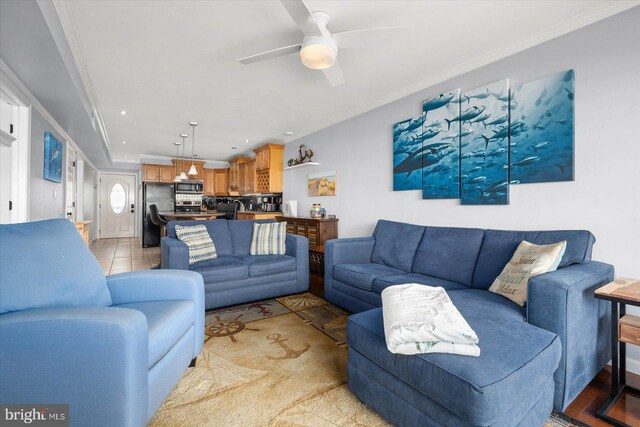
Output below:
[175,180,203,193]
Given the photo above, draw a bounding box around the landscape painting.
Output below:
[43,131,63,183]
[393,116,423,190]
[460,79,510,205]
[308,170,336,196]
[421,89,461,199]
[510,69,575,183]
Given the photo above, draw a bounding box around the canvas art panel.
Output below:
[43,131,63,183]
[308,170,337,196]
[421,89,461,199]
[510,69,575,183]
[460,79,510,205]
[393,116,423,190]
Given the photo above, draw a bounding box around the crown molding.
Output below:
[291,1,640,142]
[0,58,98,172]
[51,0,112,160]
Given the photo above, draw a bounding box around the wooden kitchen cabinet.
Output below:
[237,158,256,195]
[203,169,215,196]
[213,169,229,196]
[253,143,284,193]
[142,164,175,182]
[171,160,205,180]
[229,157,249,193]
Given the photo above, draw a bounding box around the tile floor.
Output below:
[90,238,159,275]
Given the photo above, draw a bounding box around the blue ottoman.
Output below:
[347,290,562,426]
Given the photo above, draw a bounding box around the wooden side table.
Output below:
[594,278,640,427]
[75,220,92,246]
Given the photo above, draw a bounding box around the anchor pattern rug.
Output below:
[150,293,588,426]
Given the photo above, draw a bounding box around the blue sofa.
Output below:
[161,219,309,309]
[0,219,204,427]
[325,220,613,426]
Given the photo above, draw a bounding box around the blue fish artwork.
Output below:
[422,89,461,199]
[510,69,574,183]
[460,79,510,205]
[43,131,63,183]
[393,116,423,190]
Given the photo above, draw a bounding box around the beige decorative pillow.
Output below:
[488,240,567,306]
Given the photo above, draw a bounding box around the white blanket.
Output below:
[381,284,480,357]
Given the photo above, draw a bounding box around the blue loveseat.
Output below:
[161,219,309,309]
[326,219,613,426]
[0,219,204,427]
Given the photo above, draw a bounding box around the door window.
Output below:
[109,183,126,215]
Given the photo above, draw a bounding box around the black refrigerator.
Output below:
[142,183,174,247]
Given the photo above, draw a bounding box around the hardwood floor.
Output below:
[89,237,640,426]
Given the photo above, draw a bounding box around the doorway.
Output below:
[100,173,136,238]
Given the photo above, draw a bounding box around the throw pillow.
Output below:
[488,240,567,306]
[250,222,286,255]
[175,224,217,265]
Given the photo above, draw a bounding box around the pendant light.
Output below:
[173,141,182,182]
[188,121,198,176]
[179,134,188,180]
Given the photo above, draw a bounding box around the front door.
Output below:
[100,174,135,238]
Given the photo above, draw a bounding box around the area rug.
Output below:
[150,293,587,426]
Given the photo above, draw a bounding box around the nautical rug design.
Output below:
[151,294,587,426]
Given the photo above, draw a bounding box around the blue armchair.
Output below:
[0,219,204,426]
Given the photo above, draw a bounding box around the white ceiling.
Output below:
[53,0,638,164]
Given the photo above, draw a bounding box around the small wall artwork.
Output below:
[393,116,423,190]
[43,131,63,183]
[460,79,510,205]
[422,89,461,199]
[308,170,337,196]
[510,70,575,183]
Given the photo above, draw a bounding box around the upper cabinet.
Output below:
[204,168,230,196]
[203,169,216,196]
[142,164,176,183]
[172,160,205,180]
[253,143,284,193]
[229,156,249,194]
[237,157,256,195]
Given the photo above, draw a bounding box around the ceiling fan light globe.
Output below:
[300,37,337,70]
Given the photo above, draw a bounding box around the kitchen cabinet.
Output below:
[237,212,282,220]
[142,164,175,183]
[171,160,205,180]
[229,157,249,193]
[238,158,256,195]
[203,169,215,196]
[253,143,284,193]
[213,169,229,196]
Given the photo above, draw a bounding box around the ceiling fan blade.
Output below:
[280,0,322,36]
[333,26,414,49]
[322,60,345,87]
[237,44,301,65]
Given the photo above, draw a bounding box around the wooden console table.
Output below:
[276,216,338,297]
[595,278,640,426]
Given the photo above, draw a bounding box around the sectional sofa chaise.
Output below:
[325,220,613,426]
[161,219,309,309]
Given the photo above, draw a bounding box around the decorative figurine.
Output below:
[287,144,314,166]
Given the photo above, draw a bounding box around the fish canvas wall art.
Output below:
[460,79,510,205]
[422,89,461,199]
[43,131,63,183]
[393,116,423,190]
[510,69,574,183]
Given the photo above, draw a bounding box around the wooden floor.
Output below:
[89,238,640,426]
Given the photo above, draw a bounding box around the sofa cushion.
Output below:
[473,229,595,289]
[189,256,248,283]
[113,300,194,368]
[370,220,425,272]
[236,255,296,277]
[372,274,466,294]
[228,219,276,256]
[167,219,233,256]
[412,226,484,287]
[347,290,559,425]
[334,263,404,291]
[0,219,111,314]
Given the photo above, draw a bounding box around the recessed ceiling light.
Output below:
[124,156,128,159]
[284,131,294,136]
[120,110,127,115]
[219,152,225,155]
[244,139,250,144]
[122,140,126,144]
[231,146,237,150]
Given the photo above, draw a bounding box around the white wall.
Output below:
[284,9,640,368]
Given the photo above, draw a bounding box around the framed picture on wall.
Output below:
[308,170,337,196]
[43,131,63,183]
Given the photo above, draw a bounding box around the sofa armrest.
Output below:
[0,307,148,426]
[286,233,309,292]
[527,261,614,411]
[161,236,189,270]
[324,237,375,298]
[107,270,205,356]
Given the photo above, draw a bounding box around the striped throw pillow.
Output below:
[175,224,217,265]
[250,222,286,255]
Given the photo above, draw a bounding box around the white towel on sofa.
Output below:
[381,284,480,357]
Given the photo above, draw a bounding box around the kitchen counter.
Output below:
[160,212,226,220]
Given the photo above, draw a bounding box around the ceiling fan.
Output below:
[236,0,414,86]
